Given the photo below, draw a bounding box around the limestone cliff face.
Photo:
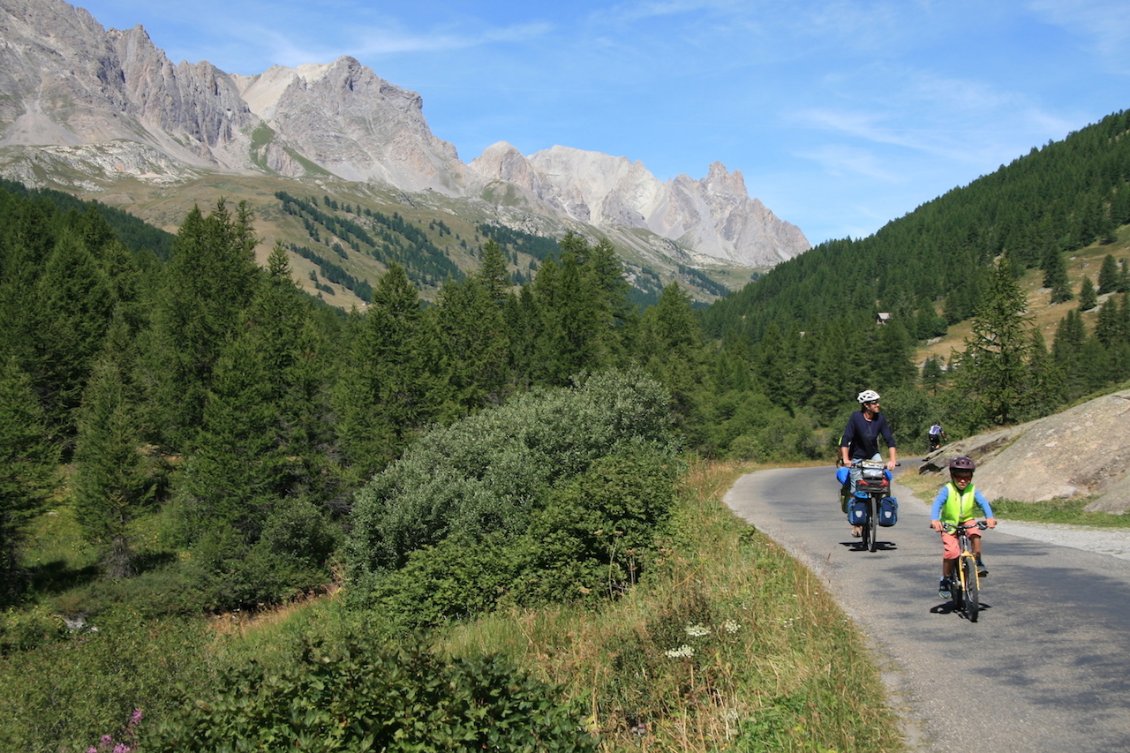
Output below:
[235,57,467,193]
[0,0,810,268]
[468,144,808,268]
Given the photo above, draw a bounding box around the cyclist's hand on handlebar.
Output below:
[930,520,944,532]
[986,517,998,529]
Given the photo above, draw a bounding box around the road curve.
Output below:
[723,466,1130,753]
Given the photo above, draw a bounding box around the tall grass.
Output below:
[438,459,903,752]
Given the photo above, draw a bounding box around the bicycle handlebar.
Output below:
[939,521,989,534]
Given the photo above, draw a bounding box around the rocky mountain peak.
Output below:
[0,0,810,270]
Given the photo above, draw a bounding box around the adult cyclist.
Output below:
[839,389,898,537]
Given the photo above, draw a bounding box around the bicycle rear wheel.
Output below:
[962,555,980,622]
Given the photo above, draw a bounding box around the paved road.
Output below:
[723,466,1130,753]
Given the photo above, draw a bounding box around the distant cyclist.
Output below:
[839,389,898,537]
[928,422,946,451]
[930,455,997,599]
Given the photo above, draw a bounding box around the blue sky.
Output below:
[74,0,1130,245]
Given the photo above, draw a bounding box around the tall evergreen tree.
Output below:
[1098,254,1120,294]
[333,264,446,483]
[31,230,116,447]
[72,312,151,578]
[1042,247,1073,304]
[1051,309,1088,400]
[0,356,59,603]
[139,201,260,450]
[636,283,708,437]
[435,277,510,411]
[1078,275,1098,311]
[954,256,1033,427]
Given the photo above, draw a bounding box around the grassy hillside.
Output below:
[67,172,754,309]
[915,225,1130,367]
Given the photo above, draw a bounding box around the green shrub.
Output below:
[0,604,66,654]
[143,632,595,752]
[351,443,681,627]
[511,442,682,603]
[346,368,674,578]
[0,612,213,752]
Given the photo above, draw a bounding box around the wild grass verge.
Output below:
[438,459,904,753]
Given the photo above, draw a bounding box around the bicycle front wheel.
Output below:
[868,497,879,552]
[962,555,980,622]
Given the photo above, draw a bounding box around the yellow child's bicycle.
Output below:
[943,520,988,622]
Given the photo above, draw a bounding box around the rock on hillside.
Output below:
[919,389,1130,513]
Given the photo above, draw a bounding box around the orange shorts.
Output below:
[940,526,982,560]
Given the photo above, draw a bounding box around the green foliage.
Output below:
[955,256,1034,426]
[0,604,66,655]
[0,612,214,753]
[144,632,595,753]
[0,356,59,603]
[346,368,674,578]
[73,315,155,578]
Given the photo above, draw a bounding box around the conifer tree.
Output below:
[140,201,259,450]
[333,264,445,483]
[31,230,116,447]
[636,283,708,437]
[1078,275,1098,311]
[873,319,917,389]
[1019,329,1066,421]
[72,312,151,577]
[954,256,1033,427]
[1052,309,1088,400]
[0,356,58,602]
[1042,247,1073,304]
[435,277,510,411]
[476,239,512,308]
[505,285,540,390]
[921,356,946,396]
[1095,292,1128,347]
[1098,254,1120,294]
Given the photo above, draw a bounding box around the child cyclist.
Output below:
[930,455,997,599]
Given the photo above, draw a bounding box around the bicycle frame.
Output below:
[945,520,987,622]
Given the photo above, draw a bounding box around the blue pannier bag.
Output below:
[847,499,869,525]
[878,496,898,527]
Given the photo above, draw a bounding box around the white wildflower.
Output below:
[664,644,695,659]
[722,619,740,634]
[685,624,711,638]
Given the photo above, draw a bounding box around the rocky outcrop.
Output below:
[918,389,1130,513]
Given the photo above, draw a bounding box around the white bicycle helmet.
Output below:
[857,389,881,404]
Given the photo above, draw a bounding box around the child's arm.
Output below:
[929,488,947,531]
[974,490,998,528]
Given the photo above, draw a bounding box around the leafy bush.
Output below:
[0,612,213,752]
[143,632,595,752]
[511,442,682,603]
[345,368,674,578]
[352,442,680,626]
[0,604,66,654]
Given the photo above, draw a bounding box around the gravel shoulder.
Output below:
[993,520,1130,561]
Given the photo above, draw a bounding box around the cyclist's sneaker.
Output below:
[937,578,951,600]
[977,559,988,577]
